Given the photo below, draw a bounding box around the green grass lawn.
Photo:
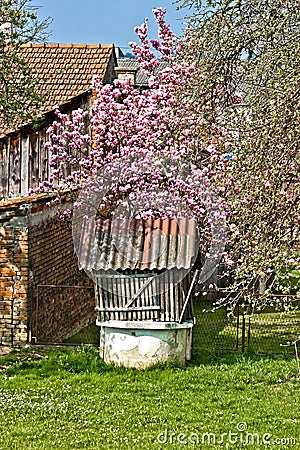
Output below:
[0,346,299,450]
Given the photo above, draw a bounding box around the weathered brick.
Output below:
[1,196,95,346]
[0,282,14,287]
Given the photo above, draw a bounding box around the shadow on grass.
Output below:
[190,346,296,368]
[0,345,131,378]
[0,344,296,381]
[63,322,99,345]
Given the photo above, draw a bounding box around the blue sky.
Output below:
[33,1,188,53]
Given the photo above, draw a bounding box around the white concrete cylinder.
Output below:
[97,320,194,369]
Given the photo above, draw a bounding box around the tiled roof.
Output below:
[0,43,115,136]
[21,43,115,114]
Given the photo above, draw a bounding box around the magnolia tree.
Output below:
[36,8,232,292]
[35,7,300,312]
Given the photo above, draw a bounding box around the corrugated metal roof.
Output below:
[116,57,168,86]
[76,217,199,271]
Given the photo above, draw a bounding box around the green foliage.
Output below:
[176,0,300,302]
[279,267,300,293]
[0,0,51,126]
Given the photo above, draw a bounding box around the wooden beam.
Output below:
[124,275,157,308]
[95,306,161,312]
[179,270,199,323]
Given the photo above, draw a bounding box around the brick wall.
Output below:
[0,223,29,345]
[29,216,95,343]
[0,194,96,346]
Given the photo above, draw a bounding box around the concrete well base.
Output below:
[96,320,194,369]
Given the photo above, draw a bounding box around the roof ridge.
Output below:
[21,43,114,49]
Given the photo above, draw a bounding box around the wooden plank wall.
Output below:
[0,129,51,197]
[95,270,194,323]
[0,138,9,198]
[0,94,92,199]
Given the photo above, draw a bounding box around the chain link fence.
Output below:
[193,295,300,355]
[31,284,300,356]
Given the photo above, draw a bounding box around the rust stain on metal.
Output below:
[77,217,199,271]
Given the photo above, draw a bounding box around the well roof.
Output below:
[77,217,199,271]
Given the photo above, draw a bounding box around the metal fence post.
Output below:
[241,312,246,353]
[235,302,240,351]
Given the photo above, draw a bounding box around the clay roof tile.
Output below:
[0,43,114,135]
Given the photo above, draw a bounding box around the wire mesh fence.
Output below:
[32,284,95,344]
[64,295,300,355]
[63,322,99,345]
[31,283,300,356]
[192,296,300,355]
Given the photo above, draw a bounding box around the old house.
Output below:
[0,43,119,346]
[0,43,116,196]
